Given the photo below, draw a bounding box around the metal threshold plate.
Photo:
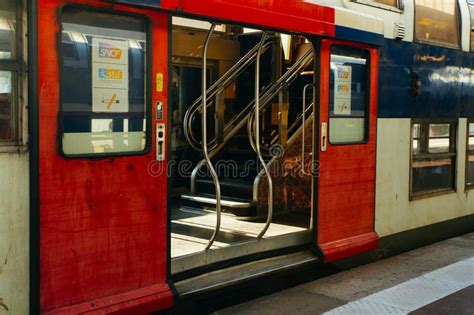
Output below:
[174,249,319,297]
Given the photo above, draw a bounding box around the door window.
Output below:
[329,46,369,144]
[60,8,148,156]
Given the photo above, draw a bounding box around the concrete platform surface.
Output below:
[214,233,474,315]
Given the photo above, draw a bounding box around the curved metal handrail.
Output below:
[200,24,222,251]
[189,47,314,194]
[301,84,315,176]
[183,40,274,152]
[254,33,274,239]
[247,49,314,154]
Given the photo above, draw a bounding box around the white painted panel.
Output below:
[0,153,29,314]
[335,7,384,35]
[375,118,474,237]
[307,0,414,41]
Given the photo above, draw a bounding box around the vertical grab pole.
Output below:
[301,84,315,176]
[202,24,221,250]
[255,33,273,239]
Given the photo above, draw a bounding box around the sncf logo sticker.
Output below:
[99,42,122,60]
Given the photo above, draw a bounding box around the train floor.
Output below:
[215,232,474,315]
[171,206,310,258]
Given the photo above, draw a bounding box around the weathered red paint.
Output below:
[160,0,336,37]
[317,39,379,263]
[38,0,172,313]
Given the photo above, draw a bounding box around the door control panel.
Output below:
[321,122,328,152]
[156,101,163,120]
[156,123,166,161]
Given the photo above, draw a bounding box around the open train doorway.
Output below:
[169,17,318,274]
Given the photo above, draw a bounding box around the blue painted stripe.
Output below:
[378,39,474,119]
[335,25,384,47]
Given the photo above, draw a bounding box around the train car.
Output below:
[1,0,474,313]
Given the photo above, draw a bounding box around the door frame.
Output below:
[168,16,320,277]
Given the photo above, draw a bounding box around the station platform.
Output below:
[215,233,474,314]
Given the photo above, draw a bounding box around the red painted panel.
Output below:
[38,0,171,312]
[161,0,335,37]
[45,284,173,315]
[317,39,379,262]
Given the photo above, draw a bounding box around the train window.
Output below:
[60,8,148,156]
[354,0,399,9]
[466,122,474,188]
[374,0,398,6]
[0,1,21,144]
[411,121,457,198]
[414,0,460,48]
[329,46,369,144]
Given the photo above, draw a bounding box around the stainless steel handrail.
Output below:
[189,47,314,194]
[184,40,274,152]
[254,33,273,239]
[201,24,221,251]
[247,49,314,154]
[301,84,315,176]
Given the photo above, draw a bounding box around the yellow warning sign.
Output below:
[156,73,164,92]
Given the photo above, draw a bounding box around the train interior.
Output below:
[169,17,317,272]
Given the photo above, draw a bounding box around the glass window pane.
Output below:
[469,136,474,151]
[413,123,422,138]
[60,8,147,155]
[467,154,474,186]
[429,123,450,137]
[428,138,450,153]
[471,5,474,51]
[412,157,454,194]
[373,0,398,7]
[0,71,14,140]
[472,31,474,52]
[468,123,474,137]
[415,0,459,48]
[413,139,421,155]
[0,2,17,60]
[329,47,368,144]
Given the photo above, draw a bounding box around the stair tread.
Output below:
[181,193,254,208]
[196,178,254,188]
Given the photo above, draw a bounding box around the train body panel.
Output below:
[0,0,474,313]
[0,153,29,315]
[376,118,474,237]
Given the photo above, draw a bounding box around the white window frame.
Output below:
[0,0,28,153]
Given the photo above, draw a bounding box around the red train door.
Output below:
[316,39,379,262]
[37,1,172,313]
